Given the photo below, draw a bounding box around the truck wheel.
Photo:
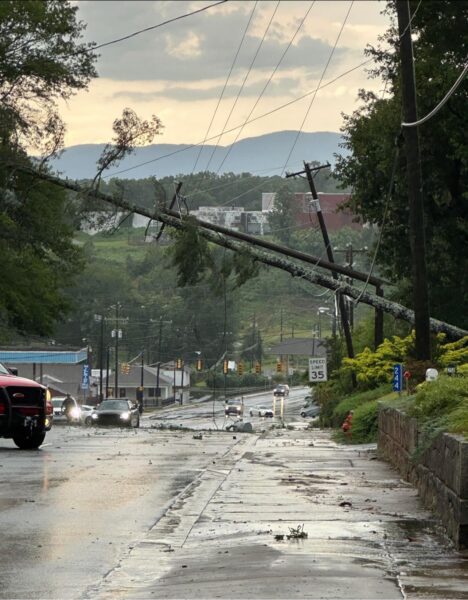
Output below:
[13,432,46,449]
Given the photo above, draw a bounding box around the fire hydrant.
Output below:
[341,411,353,438]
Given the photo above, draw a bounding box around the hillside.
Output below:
[50,131,344,180]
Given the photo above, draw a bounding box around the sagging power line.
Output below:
[12,164,467,341]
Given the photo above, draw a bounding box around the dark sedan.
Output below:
[90,399,140,428]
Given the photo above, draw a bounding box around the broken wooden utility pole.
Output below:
[12,165,467,341]
[396,0,432,361]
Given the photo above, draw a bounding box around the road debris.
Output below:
[287,524,308,539]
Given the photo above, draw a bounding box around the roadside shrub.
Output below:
[349,400,379,443]
[409,375,468,423]
[332,384,389,428]
[409,375,467,419]
[314,382,341,427]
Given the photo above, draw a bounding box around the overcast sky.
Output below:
[61,0,391,147]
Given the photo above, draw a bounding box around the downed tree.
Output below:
[12,165,467,340]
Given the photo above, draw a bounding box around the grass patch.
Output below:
[332,384,392,427]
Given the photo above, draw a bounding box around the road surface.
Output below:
[0,390,466,599]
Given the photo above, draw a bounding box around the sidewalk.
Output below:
[92,429,468,599]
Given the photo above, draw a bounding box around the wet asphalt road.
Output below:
[1,391,467,599]
[0,421,239,599]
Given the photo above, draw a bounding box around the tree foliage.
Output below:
[0,0,96,154]
[267,184,297,247]
[0,0,97,337]
[335,0,468,329]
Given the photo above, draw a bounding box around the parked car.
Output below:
[0,363,52,449]
[301,404,320,418]
[273,384,289,397]
[303,394,315,407]
[224,398,244,417]
[80,405,95,425]
[249,405,274,418]
[90,399,140,428]
[51,397,80,424]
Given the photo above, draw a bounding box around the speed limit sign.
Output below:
[309,358,327,382]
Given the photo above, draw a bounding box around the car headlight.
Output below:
[120,412,130,420]
[92,412,98,420]
[70,407,81,419]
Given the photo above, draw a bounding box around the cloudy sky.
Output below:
[62,0,391,148]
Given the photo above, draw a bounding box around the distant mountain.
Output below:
[49,131,344,180]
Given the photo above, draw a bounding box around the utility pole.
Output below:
[113,303,121,397]
[97,315,104,403]
[396,0,431,360]
[105,346,110,399]
[287,162,356,375]
[333,243,370,332]
[156,316,163,408]
[139,351,145,410]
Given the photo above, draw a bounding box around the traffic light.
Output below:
[237,362,244,376]
[255,362,261,374]
[276,362,283,373]
[196,358,204,371]
[176,358,183,369]
[223,359,229,375]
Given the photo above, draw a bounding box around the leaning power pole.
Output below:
[286,162,356,375]
[396,0,431,360]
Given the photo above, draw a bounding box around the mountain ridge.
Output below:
[50,130,345,180]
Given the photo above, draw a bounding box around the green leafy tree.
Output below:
[268,184,298,247]
[240,326,263,366]
[335,0,468,329]
[0,0,97,155]
[0,0,97,336]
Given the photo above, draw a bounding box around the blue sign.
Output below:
[392,364,403,392]
[82,364,90,390]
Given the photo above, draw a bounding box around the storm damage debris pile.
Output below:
[274,524,308,541]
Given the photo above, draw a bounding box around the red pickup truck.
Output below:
[0,363,52,449]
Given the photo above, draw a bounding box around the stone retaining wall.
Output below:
[378,406,468,549]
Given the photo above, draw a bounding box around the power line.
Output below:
[102,58,372,179]
[281,1,354,174]
[402,63,467,128]
[215,1,316,174]
[191,1,258,175]
[78,1,228,54]
[203,0,278,173]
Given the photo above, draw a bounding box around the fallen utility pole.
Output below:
[13,165,467,340]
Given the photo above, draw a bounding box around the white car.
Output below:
[80,405,95,425]
[250,406,274,418]
[51,397,81,424]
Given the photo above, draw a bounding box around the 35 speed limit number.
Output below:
[308,358,327,382]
